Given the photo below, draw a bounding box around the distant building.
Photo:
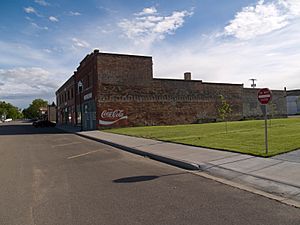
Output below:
[38,107,47,120]
[287,90,300,115]
[47,102,57,122]
[56,50,287,130]
[38,103,57,121]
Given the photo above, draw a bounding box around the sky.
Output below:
[0,0,300,109]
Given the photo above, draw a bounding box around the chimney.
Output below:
[93,49,100,54]
[184,72,191,81]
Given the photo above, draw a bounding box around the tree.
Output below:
[218,95,232,133]
[268,101,277,128]
[0,101,23,119]
[23,99,48,119]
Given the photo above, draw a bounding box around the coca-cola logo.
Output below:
[101,109,124,119]
[99,109,128,126]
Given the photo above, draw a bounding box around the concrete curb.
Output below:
[75,132,200,171]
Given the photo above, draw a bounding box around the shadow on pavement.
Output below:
[0,122,66,136]
[113,172,188,183]
[114,175,159,183]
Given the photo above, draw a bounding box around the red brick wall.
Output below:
[97,80,243,128]
[75,52,98,105]
[56,75,76,124]
[96,53,153,85]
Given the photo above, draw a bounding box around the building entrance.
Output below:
[82,100,96,130]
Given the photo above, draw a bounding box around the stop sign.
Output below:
[257,88,272,105]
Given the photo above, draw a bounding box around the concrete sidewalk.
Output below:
[57,125,300,207]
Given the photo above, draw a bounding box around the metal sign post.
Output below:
[257,88,272,156]
[264,105,268,155]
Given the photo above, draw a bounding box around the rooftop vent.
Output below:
[184,72,191,81]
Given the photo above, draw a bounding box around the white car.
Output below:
[4,118,12,122]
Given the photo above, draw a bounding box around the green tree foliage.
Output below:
[23,99,48,119]
[268,101,277,128]
[218,95,232,133]
[0,101,23,119]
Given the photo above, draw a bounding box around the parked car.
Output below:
[33,120,56,128]
[4,118,13,122]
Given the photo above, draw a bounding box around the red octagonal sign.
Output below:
[257,88,272,105]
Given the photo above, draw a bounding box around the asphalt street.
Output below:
[1,122,300,225]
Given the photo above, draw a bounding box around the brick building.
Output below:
[56,75,76,125]
[56,50,287,130]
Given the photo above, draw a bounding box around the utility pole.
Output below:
[249,78,257,88]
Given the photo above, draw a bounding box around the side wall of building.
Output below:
[47,105,57,122]
[96,54,244,127]
[243,88,287,119]
[97,81,243,127]
[75,51,99,130]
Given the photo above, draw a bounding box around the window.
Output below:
[71,88,74,99]
[68,90,70,100]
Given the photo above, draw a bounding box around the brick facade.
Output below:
[56,50,287,130]
[56,75,76,125]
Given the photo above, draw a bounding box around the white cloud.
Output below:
[118,7,193,47]
[72,38,90,48]
[0,41,79,107]
[135,7,157,16]
[151,17,300,90]
[97,6,118,14]
[69,11,81,16]
[49,16,59,22]
[0,67,58,100]
[24,6,36,14]
[280,0,300,16]
[34,0,49,6]
[224,0,300,40]
[43,48,52,53]
[31,22,48,30]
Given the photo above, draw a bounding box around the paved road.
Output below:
[1,122,300,225]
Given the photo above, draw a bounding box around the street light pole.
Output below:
[78,81,83,131]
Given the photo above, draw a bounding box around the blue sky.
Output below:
[0,0,300,108]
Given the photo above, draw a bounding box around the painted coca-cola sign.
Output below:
[99,109,128,126]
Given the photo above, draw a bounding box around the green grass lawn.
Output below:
[104,118,300,157]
